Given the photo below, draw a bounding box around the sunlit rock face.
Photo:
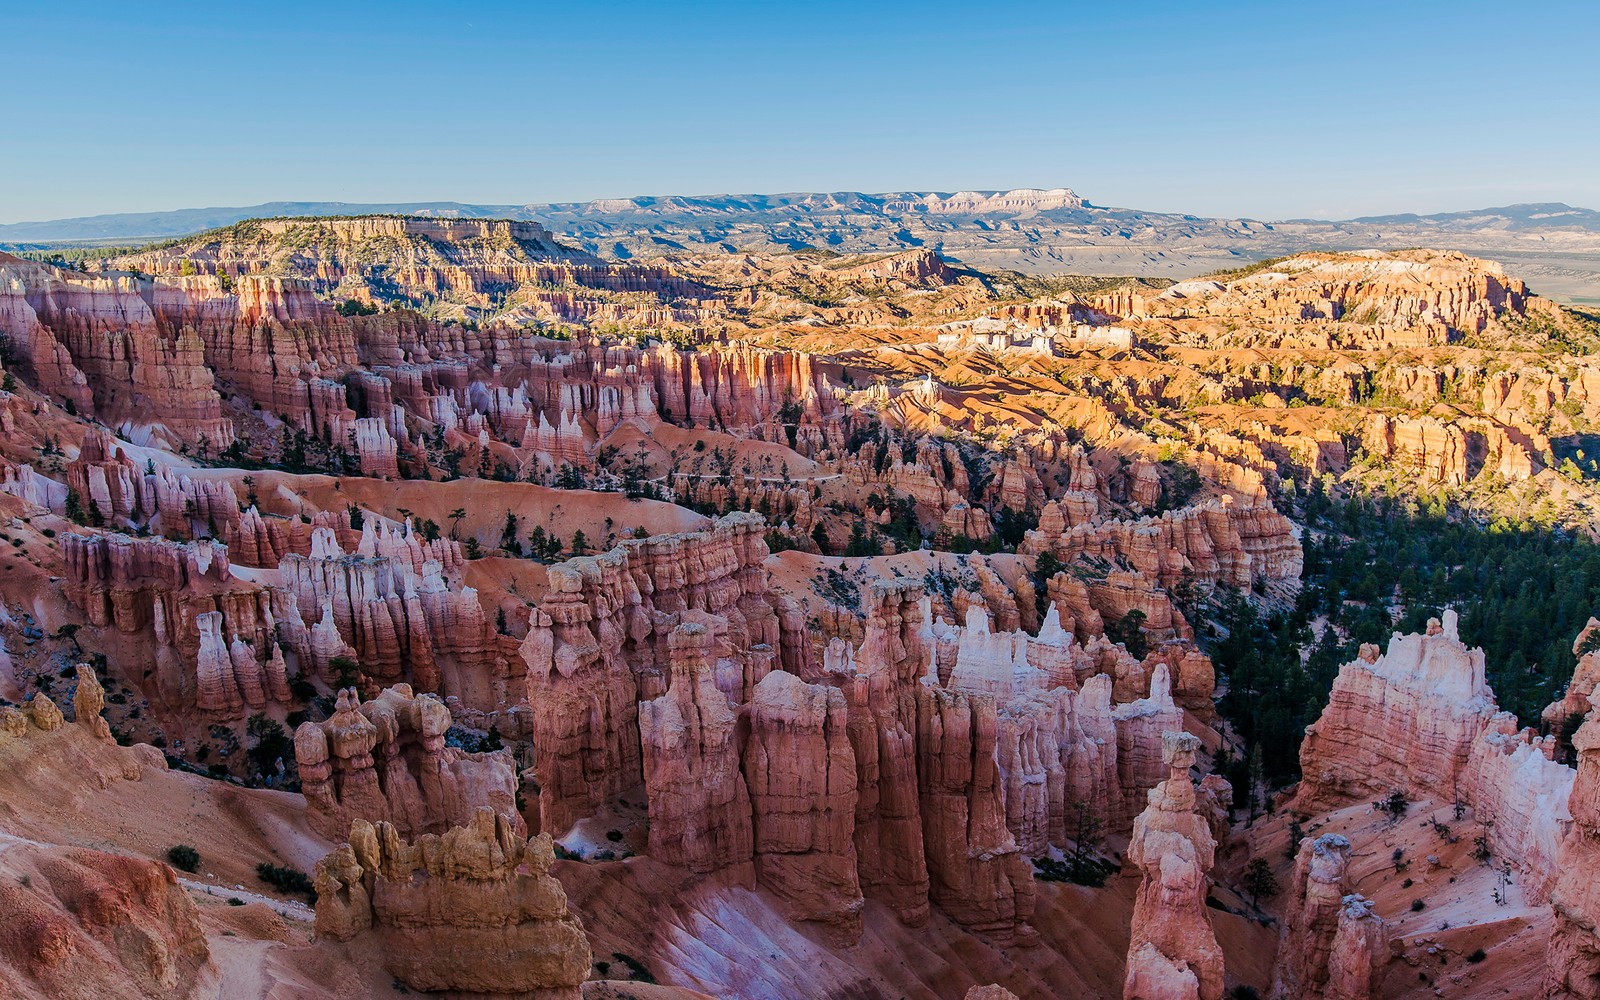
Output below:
[1123,732,1223,1000]
[1297,611,1497,811]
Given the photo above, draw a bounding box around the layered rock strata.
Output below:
[743,669,864,941]
[1023,498,1302,591]
[1547,694,1600,998]
[294,686,522,841]
[520,513,776,833]
[1273,834,1390,1000]
[1297,611,1496,811]
[638,623,755,876]
[1123,732,1224,1000]
[314,808,590,999]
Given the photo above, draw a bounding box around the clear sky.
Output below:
[3,0,1597,223]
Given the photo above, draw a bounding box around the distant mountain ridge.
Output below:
[5,189,1600,301]
[1346,202,1600,229]
[0,188,1089,243]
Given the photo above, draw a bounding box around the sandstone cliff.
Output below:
[1297,611,1496,811]
[314,807,591,998]
[294,685,522,842]
[1272,833,1390,1000]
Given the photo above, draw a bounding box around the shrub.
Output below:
[1467,948,1487,963]
[227,897,245,906]
[256,862,315,900]
[611,952,657,984]
[1031,853,1111,888]
[1380,790,1409,822]
[166,845,201,873]
[1410,899,1426,912]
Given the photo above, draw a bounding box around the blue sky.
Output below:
[3,0,1596,223]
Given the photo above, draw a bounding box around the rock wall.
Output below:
[57,515,499,723]
[277,520,486,700]
[510,516,1230,947]
[1546,618,1600,735]
[1547,697,1600,999]
[294,686,522,842]
[743,669,864,942]
[1461,716,1573,904]
[1023,498,1302,591]
[520,513,775,833]
[1135,250,1546,341]
[843,580,934,925]
[1297,611,1497,811]
[638,623,755,875]
[59,530,294,715]
[916,683,1037,946]
[313,808,590,999]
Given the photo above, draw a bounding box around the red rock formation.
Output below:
[520,547,645,833]
[0,458,69,512]
[1547,698,1600,999]
[70,664,113,742]
[278,522,483,698]
[1024,498,1302,591]
[1138,250,1548,343]
[59,531,293,715]
[915,683,1037,946]
[26,692,64,731]
[65,428,149,523]
[520,513,775,833]
[1273,833,1392,1000]
[843,581,932,925]
[743,669,864,942]
[314,808,590,999]
[638,623,755,876]
[1113,664,1189,824]
[1123,731,1224,1000]
[294,685,522,841]
[1462,715,1572,904]
[0,842,211,999]
[1361,412,1542,485]
[1324,896,1390,1000]
[1546,618,1600,734]
[1144,644,1216,717]
[1297,611,1497,811]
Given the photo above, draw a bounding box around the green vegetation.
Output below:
[1203,255,1294,281]
[1242,857,1280,905]
[166,845,201,873]
[1213,481,1600,796]
[255,862,315,900]
[246,713,292,779]
[335,298,378,317]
